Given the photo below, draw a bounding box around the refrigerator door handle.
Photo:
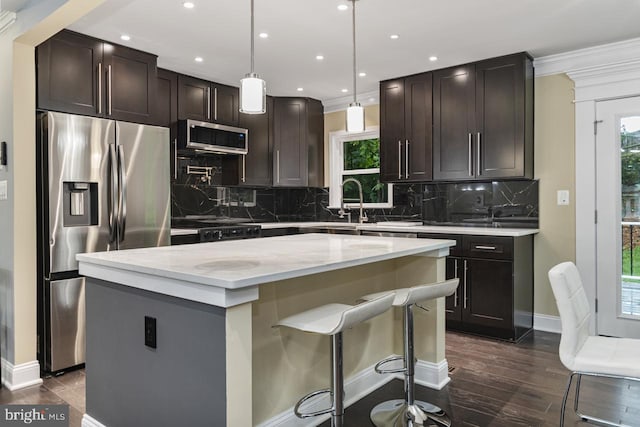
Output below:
[117,145,127,242]
[108,144,118,244]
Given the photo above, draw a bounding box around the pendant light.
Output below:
[346,0,364,133]
[240,0,266,114]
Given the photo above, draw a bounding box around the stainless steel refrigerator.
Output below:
[36,111,170,372]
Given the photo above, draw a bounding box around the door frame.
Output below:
[572,63,640,334]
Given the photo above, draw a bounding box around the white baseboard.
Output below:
[415,359,450,390]
[533,313,562,334]
[1,358,43,391]
[82,414,106,427]
[256,356,448,427]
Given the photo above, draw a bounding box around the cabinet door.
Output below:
[103,44,157,124]
[233,96,273,186]
[445,256,463,321]
[404,73,433,181]
[155,69,178,132]
[178,75,211,121]
[273,98,308,187]
[379,79,405,182]
[212,83,239,126]
[433,64,476,180]
[37,30,103,116]
[464,258,513,331]
[475,54,529,179]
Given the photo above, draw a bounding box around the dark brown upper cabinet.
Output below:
[380,72,433,183]
[222,96,274,186]
[273,97,324,187]
[155,68,178,134]
[37,30,157,124]
[177,76,239,126]
[433,52,533,181]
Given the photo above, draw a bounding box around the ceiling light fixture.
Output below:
[120,34,131,41]
[341,89,349,93]
[259,32,268,38]
[194,56,203,62]
[297,87,304,92]
[337,4,348,11]
[240,0,266,114]
[390,34,399,39]
[346,0,364,133]
[359,72,366,77]
[429,56,438,61]
[316,55,324,60]
[183,2,195,9]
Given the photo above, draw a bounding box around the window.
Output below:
[329,127,393,208]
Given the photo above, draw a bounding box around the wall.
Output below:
[533,74,576,317]
[0,0,103,369]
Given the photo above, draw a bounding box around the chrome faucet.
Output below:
[339,178,368,224]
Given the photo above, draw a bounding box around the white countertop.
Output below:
[256,222,539,237]
[78,233,455,307]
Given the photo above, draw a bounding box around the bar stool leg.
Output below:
[331,332,344,427]
[370,305,451,427]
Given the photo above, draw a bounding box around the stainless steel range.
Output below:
[171,216,261,244]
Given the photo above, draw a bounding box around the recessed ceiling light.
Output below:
[120,34,131,41]
[390,34,399,40]
[259,32,268,39]
[337,4,348,11]
[359,72,366,77]
[341,88,348,93]
[429,56,438,61]
[194,56,203,62]
[297,87,304,92]
[183,2,195,9]
[316,55,324,60]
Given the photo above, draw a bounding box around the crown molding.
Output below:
[534,37,640,77]
[322,90,379,113]
[0,11,17,35]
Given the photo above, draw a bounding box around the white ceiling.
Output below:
[68,0,640,104]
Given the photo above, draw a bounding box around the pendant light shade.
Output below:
[346,102,364,133]
[346,0,364,133]
[240,0,266,114]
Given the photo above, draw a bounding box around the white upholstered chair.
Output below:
[548,261,640,426]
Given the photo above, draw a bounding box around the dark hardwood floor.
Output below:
[1,331,638,426]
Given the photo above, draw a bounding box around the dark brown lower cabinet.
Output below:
[423,233,533,342]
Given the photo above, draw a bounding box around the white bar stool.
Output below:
[276,291,396,427]
[364,279,459,427]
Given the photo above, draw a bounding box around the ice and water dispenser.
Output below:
[63,181,98,226]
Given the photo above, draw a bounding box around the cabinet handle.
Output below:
[276,150,280,183]
[405,140,409,179]
[463,259,468,309]
[107,64,112,116]
[214,87,218,121]
[477,132,482,176]
[173,139,178,180]
[97,63,102,114]
[242,155,246,183]
[398,140,402,179]
[474,245,496,251]
[453,258,458,308]
[468,133,473,176]
[206,87,211,120]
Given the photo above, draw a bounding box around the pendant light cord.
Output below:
[250,0,255,74]
[352,0,357,103]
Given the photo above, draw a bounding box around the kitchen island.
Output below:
[77,233,455,427]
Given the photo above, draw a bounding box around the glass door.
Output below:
[596,96,640,338]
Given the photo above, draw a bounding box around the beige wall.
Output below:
[323,105,380,186]
[533,74,576,316]
[322,75,576,318]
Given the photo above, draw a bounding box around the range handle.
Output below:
[117,145,127,243]
[108,144,118,244]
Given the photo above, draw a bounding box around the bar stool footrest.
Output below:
[294,388,333,419]
[375,355,406,374]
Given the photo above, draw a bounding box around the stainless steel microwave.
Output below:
[178,120,248,155]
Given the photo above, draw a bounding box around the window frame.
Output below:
[328,127,393,209]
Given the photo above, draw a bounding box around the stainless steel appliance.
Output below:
[177,119,248,155]
[36,111,171,372]
[170,217,261,245]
